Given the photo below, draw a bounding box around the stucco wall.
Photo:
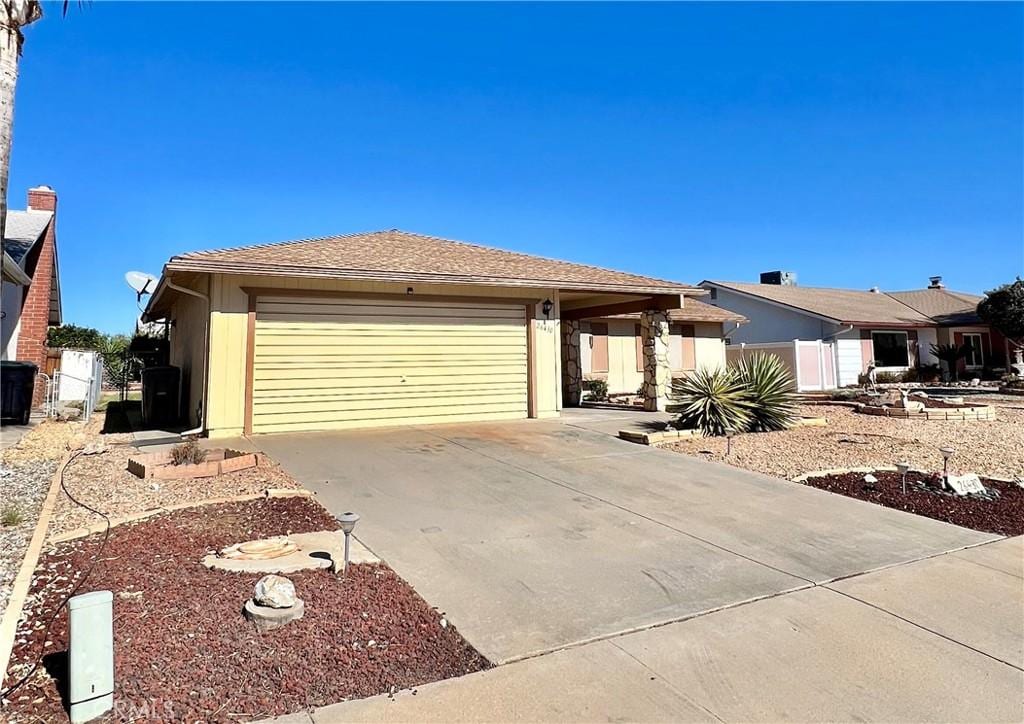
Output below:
[693,322,727,371]
[706,287,833,343]
[589,320,727,394]
[202,274,560,438]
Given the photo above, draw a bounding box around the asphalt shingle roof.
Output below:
[602,298,746,324]
[706,280,935,326]
[2,210,53,264]
[166,229,697,295]
[886,289,983,325]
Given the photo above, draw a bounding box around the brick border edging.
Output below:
[0,450,71,689]
[803,399,997,421]
[618,416,828,445]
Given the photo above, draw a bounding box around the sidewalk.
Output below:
[264,537,1023,723]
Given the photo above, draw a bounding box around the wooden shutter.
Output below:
[590,322,609,373]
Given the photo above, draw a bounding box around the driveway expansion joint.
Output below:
[823,586,1024,673]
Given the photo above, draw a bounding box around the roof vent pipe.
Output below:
[928,276,944,289]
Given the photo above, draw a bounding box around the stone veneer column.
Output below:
[561,319,582,406]
[640,310,671,412]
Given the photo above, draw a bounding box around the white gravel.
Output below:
[0,460,58,620]
[664,403,1024,481]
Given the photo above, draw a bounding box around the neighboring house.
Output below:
[700,274,1005,389]
[143,230,706,437]
[577,299,746,395]
[1,187,62,387]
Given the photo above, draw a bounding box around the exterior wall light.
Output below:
[541,299,553,318]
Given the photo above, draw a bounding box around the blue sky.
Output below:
[11,1,1023,333]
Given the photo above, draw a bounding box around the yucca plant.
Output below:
[734,353,799,432]
[667,367,752,436]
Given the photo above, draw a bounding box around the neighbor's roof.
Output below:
[2,208,60,323]
[597,297,746,324]
[2,209,53,264]
[163,229,698,295]
[703,280,934,326]
[886,289,983,326]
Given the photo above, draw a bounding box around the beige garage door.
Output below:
[251,295,529,433]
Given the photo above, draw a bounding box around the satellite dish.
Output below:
[125,271,158,298]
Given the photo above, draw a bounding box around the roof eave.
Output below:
[164,259,699,297]
[1,251,31,285]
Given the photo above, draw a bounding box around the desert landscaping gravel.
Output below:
[2,497,488,722]
[664,404,1024,481]
[49,445,303,539]
[0,421,78,622]
[0,460,58,621]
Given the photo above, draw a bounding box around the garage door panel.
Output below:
[254,381,527,401]
[255,341,527,355]
[254,373,527,394]
[253,401,527,425]
[253,354,525,369]
[254,364,527,382]
[257,303,525,321]
[253,393,529,416]
[250,296,529,433]
[254,410,527,435]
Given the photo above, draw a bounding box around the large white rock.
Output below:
[253,574,297,609]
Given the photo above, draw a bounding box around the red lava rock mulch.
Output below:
[801,470,1024,537]
[2,497,489,722]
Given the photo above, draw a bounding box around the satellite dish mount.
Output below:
[125,271,158,303]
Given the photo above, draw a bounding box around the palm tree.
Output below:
[0,0,44,241]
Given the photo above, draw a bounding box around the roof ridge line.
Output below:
[384,228,691,289]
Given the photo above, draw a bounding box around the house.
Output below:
[1,186,62,387]
[142,230,731,437]
[572,299,746,396]
[700,273,1005,389]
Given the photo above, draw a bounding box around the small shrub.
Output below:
[733,353,799,432]
[2,506,24,527]
[667,367,751,436]
[916,364,942,383]
[874,371,901,384]
[170,438,207,466]
[584,379,608,401]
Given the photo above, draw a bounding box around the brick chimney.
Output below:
[15,186,59,404]
[27,184,56,212]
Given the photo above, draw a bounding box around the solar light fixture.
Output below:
[724,427,736,456]
[336,512,360,576]
[939,447,955,488]
[895,461,911,495]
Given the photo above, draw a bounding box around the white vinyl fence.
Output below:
[726,340,837,392]
[47,349,103,422]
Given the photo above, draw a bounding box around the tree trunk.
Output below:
[0,0,42,242]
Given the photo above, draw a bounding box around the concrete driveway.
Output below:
[256,409,995,665]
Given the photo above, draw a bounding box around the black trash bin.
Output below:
[1,361,38,425]
[141,365,181,428]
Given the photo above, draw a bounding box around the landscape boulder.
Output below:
[253,574,297,609]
